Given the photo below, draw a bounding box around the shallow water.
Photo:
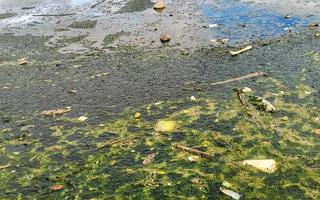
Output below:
[197,0,317,42]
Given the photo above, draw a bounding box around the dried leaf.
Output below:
[143,153,156,165]
[51,184,64,191]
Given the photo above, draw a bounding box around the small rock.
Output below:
[281,116,289,121]
[77,116,88,122]
[134,112,141,119]
[160,33,171,43]
[153,1,166,11]
[315,33,320,38]
[309,23,319,28]
[241,87,252,93]
[203,24,219,28]
[314,129,320,136]
[68,89,77,95]
[190,96,196,101]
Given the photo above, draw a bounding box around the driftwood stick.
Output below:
[230,45,253,56]
[33,13,75,17]
[91,0,106,8]
[176,144,212,160]
[210,71,267,86]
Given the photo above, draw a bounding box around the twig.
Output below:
[91,0,106,8]
[175,144,212,160]
[210,71,267,86]
[32,13,75,17]
[230,45,253,56]
[236,90,245,105]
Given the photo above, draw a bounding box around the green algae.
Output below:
[68,20,97,29]
[0,78,320,199]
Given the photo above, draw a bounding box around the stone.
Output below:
[160,33,171,43]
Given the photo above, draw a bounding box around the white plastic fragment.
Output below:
[243,159,277,173]
[220,187,241,200]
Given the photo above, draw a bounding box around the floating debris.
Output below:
[143,153,157,165]
[155,119,177,132]
[18,58,28,65]
[190,96,196,101]
[243,159,277,173]
[230,45,253,56]
[0,164,10,170]
[308,23,319,28]
[188,155,200,162]
[160,33,171,43]
[203,24,219,28]
[211,72,267,86]
[41,107,71,116]
[220,187,241,200]
[176,144,212,160]
[77,116,88,122]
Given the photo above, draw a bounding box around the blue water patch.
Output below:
[197,0,315,42]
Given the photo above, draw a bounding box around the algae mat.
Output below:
[0,76,320,199]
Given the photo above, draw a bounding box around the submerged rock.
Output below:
[243,159,277,173]
[248,96,275,112]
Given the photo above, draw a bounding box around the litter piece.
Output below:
[41,107,71,116]
[211,71,267,86]
[220,187,241,200]
[230,45,253,56]
[203,24,219,28]
[243,159,277,173]
[18,58,28,65]
[155,119,177,132]
[175,144,212,160]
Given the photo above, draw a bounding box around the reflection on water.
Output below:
[197,0,315,41]
[70,0,93,6]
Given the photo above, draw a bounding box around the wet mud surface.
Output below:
[0,0,320,199]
